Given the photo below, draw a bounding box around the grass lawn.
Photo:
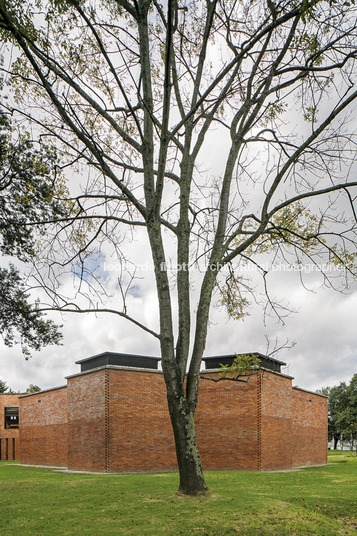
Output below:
[0,452,356,536]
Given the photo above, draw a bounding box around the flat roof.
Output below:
[19,385,67,398]
[75,351,161,364]
[76,351,286,366]
[202,352,287,366]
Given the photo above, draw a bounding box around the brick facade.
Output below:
[196,373,260,471]
[259,372,294,471]
[19,386,68,467]
[107,368,177,472]
[2,360,327,472]
[0,394,20,461]
[67,370,107,471]
[197,369,327,472]
[291,387,328,468]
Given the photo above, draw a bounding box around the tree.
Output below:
[333,375,357,451]
[25,384,41,393]
[0,0,357,494]
[0,264,63,357]
[0,379,9,393]
[319,374,357,450]
[319,384,347,449]
[346,375,357,451]
[0,108,64,356]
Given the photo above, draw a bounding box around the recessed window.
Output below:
[4,407,19,429]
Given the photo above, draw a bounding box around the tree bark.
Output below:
[167,394,208,495]
[333,433,340,450]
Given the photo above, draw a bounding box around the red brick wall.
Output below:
[67,370,107,472]
[197,369,327,473]
[19,387,68,467]
[15,366,328,473]
[108,368,177,472]
[259,371,293,471]
[0,394,20,461]
[196,373,259,471]
[291,388,328,468]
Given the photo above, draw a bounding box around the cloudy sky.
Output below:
[2,259,356,394]
[2,102,357,396]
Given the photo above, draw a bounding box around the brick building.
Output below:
[0,352,328,471]
[0,393,20,461]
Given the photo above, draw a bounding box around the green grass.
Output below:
[1,453,357,536]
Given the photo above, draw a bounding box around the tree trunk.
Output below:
[167,394,208,495]
[333,433,340,450]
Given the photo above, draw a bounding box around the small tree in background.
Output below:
[0,379,9,393]
[25,384,41,393]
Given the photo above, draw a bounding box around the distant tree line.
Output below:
[318,374,357,451]
[0,380,41,394]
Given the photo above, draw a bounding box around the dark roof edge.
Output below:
[200,366,294,380]
[202,352,287,366]
[75,351,161,364]
[0,392,25,396]
[67,364,163,379]
[293,386,328,398]
[19,385,67,398]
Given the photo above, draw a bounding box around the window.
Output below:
[4,407,19,429]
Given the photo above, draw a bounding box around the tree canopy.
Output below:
[0,108,65,357]
[0,264,62,357]
[0,379,9,393]
[25,384,41,393]
[319,374,357,450]
[0,0,357,493]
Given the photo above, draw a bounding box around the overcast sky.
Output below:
[1,126,357,395]
[2,263,356,394]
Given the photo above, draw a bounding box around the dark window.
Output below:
[4,407,19,429]
[12,438,15,460]
[5,438,8,460]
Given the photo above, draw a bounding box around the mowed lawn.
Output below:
[0,452,356,536]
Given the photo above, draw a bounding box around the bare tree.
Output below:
[1,0,357,494]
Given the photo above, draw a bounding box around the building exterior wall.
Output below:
[67,369,107,472]
[196,373,259,471]
[10,365,327,473]
[19,387,68,467]
[108,368,177,472]
[259,371,293,471]
[291,387,328,468]
[0,394,20,461]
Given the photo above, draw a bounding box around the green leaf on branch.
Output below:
[0,265,62,359]
[219,353,260,378]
